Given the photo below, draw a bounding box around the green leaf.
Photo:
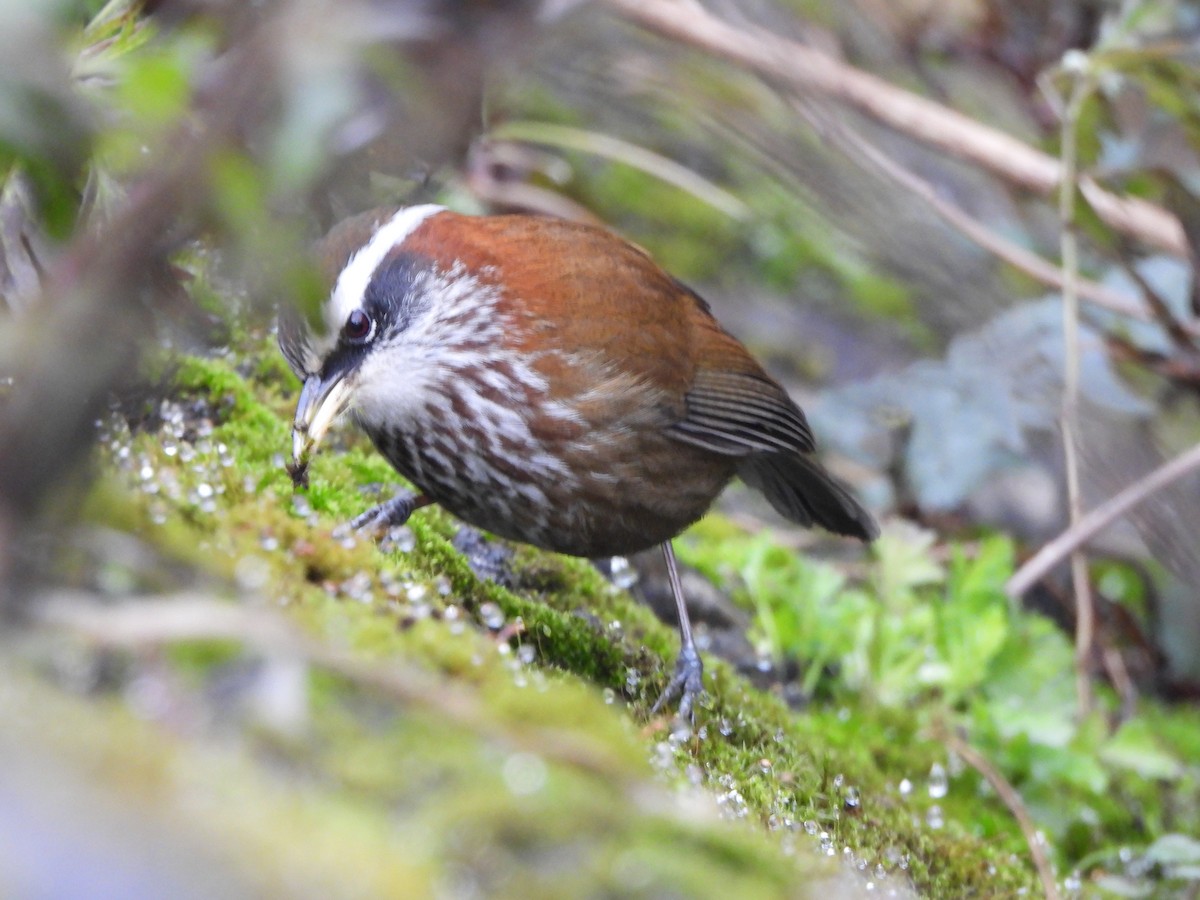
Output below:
[1100,719,1184,781]
[981,613,1077,747]
[115,51,191,127]
[1144,833,1200,868]
[872,521,943,608]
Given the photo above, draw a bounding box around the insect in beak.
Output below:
[289,372,353,488]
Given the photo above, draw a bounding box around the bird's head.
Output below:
[279,204,508,484]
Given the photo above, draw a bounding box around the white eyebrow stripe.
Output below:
[326,204,445,335]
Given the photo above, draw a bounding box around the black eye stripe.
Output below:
[362,251,425,333]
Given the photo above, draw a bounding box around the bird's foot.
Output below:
[349,490,425,535]
[651,643,704,723]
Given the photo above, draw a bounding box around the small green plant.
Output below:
[679,520,1200,891]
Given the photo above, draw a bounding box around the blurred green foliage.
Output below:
[679,521,1200,893]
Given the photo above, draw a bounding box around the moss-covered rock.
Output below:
[5,334,1046,898]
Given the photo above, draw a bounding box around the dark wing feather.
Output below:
[737,454,879,541]
[667,370,814,455]
[664,320,876,540]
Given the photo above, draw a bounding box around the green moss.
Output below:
[51,344,1054,897]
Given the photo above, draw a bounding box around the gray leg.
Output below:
[350,491,431,534]
[650,540,704,722]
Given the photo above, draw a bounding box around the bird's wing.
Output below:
[667,369,815,455]
[664,294,815,456]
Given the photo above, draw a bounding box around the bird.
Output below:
[280,204,878,720]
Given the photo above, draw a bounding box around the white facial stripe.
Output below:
[326,204,446,336]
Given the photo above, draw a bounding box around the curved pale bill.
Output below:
[292,373,353,467]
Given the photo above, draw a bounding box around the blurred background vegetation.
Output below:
[1,0,1199,897]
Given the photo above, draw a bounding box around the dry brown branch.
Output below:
[1100,639,1138,719]
[34,592,634,781]
[807,106,1200,336]
[604,0,1188,258]
[941,730,1060,900]
[1006,440,1200,599]
[0,14,280,527]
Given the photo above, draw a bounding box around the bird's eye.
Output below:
[343,309,374,344]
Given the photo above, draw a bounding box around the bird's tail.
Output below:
[737,453,878,541]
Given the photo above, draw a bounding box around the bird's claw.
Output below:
[349,490,421,535]
[651,644,704,723]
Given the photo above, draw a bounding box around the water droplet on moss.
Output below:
[650,741,674,770]
[926,805,944,829]
[928,762,948,799]
[382,525,415,552]
[479,602,505,629]
[501,753,547,795]
[235,555,271,590]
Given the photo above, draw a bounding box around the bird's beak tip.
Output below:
[287,372,351,490]
[288,426,313,490]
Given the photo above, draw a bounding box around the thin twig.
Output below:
[603,0,1187,257]
[941,730,1060,900]
[1100,640,1138,720]
[1057,70,1096,718]
[1006,440,1200,598]
[490,121,750,220]
[1117,248,1200,354]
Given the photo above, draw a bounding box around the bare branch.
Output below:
[941,730,1060,900]
[1007,441,1200,598]
[604,0,1188,258]
[34,593,634,781]
[812,111,1200,336]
